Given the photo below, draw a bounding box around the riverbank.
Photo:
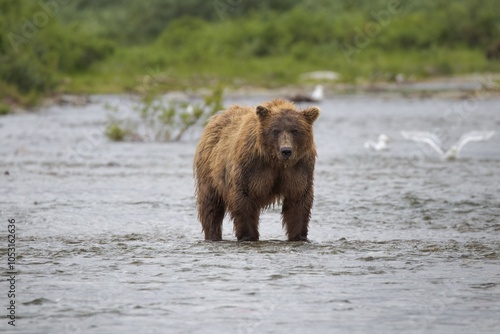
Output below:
[4,73,498,115]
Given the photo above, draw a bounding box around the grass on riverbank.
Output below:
[63,46,500,94]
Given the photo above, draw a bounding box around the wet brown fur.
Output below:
[194,98,319,241]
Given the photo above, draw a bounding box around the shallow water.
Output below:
[1,95,499,333]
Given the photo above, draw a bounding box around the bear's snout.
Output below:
[280,147,293,159]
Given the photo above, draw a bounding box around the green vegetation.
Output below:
[105,85,224,142]
[0,102,10,115]
[0,0,114,105]
[105,123,128,142]
[1,0,500,106]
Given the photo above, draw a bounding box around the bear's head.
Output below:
[256,99,319,164]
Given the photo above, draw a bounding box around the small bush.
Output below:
[105,85,224,142]
[105,124,127,141]
[0,103,10,115]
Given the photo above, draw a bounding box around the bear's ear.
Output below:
[302,106,320,124]
[256,105,270,120]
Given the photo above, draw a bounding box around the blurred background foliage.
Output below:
[1,0,500,105]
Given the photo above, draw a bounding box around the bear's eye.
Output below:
[272,129,280,137]
[291,129,299,135]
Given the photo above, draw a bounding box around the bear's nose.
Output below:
[280,147,292,158]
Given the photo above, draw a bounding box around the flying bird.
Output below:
[364,134,390,151]
[287,85,324,103]
[400,130,495,160]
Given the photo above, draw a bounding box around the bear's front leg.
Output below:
[282,192,313,241]
[230,197,260,241]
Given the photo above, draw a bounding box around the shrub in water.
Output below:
[105,85,224,142]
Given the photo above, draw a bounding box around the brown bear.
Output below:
[194,98,320,241]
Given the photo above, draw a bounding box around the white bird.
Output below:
[401,130,495,160]
[364,134,390,151]
[311,85,324,101]
[186,103,194,114]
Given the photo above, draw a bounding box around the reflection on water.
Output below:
[1,95,499,333]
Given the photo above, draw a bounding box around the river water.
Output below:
[1,94,499,333]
